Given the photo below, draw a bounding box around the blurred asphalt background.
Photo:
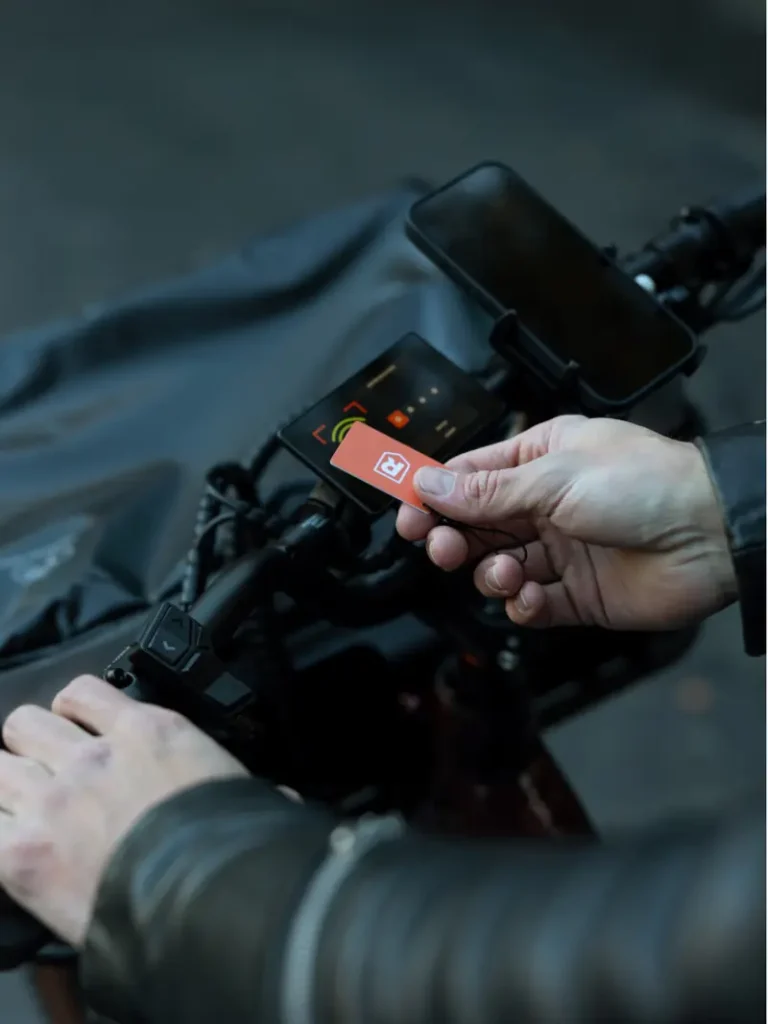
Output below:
[0,0,764,1018]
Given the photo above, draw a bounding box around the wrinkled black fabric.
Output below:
[313,810,764,1024]
[0,181,505,730]
[82,778,765,1024]
[0,181,497,682]
[697,421,766,657]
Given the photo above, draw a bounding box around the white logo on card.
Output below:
[374,452,410,484]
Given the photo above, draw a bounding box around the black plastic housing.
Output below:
[407,161,703,416]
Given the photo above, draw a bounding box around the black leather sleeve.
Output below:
[80,778,335,1024]
[697,420,766,656]
[80,779,766,1024]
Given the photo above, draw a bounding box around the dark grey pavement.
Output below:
[0,1,764,1018]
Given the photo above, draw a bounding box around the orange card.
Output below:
[330,421,442,513]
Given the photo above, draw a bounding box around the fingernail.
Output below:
[416,467,456,497]
[485,558,504,593]
[515,587,529,612]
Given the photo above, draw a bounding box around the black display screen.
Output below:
[408,163,696,404]
[278,333,503,514]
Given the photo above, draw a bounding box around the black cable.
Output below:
[428,511,528,564]
[180,488,222,610]
[266,482,316,517]
[250,435,281,503]
[180,459,273,609]
[714,258,766,321]
[721,288,766,321]
[709,253,765,316]
[194,512,238,550]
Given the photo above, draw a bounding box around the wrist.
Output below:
[683,440,739,608]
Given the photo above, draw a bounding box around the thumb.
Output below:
[413,459,569,525]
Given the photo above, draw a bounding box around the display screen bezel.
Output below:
[278,333,504,514]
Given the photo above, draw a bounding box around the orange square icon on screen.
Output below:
[387,409,410,429]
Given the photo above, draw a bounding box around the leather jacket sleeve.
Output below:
[81,778,766,1024]
[79,420,767,1023]
[697,420,766,656]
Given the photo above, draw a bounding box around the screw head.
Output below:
[105,667,134,688]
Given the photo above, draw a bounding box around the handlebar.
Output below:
[623,187,765,286]
[0,181,763,974]
[622,188,765,332]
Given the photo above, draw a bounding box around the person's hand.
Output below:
[397,415,737,631]
[0,675,247,948]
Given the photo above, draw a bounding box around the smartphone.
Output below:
[407,162,697,409]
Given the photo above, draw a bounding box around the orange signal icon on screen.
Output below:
[387,410,410,429]
[331,416,367,444]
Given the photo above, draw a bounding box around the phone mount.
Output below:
[489,310,581,411]
[488,307,704,418]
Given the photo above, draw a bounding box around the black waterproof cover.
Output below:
[0,184,496,716]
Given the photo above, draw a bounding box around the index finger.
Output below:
[52,675,137,735]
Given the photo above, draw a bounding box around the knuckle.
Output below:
[125,705,188,748]
[85,738,113,766]
[53,674,104,711]
[148,706,187,736]
[464,469,505,511]
[114,704,145,732]
[147,705,186,728]
[0,830,54,899]
[42,780,72,816]
[71,738,113,773]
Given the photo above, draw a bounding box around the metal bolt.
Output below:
[105,667,135,689]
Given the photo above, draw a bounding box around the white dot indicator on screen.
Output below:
[418,396,427,404]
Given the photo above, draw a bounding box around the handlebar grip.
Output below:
[0,890,52,970]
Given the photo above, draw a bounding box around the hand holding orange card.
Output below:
[330,421,443,513]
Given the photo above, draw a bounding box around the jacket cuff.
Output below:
[697,421,766,657]
[80,777,333,1024]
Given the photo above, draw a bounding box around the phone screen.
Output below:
[409,163,695,403]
